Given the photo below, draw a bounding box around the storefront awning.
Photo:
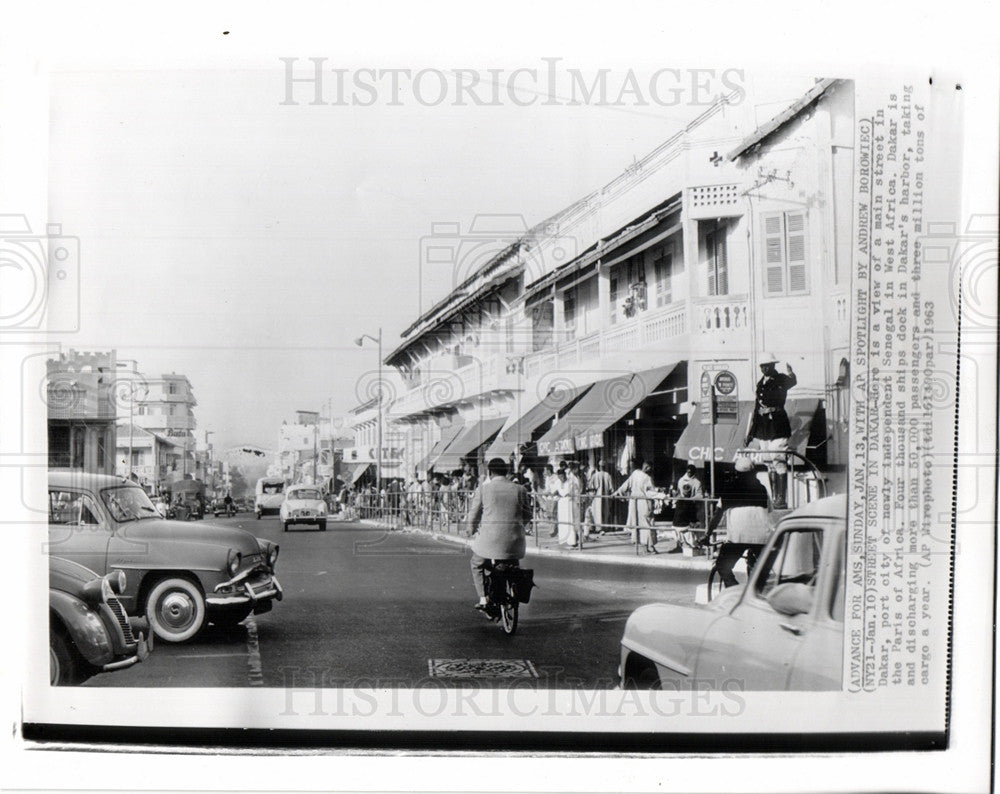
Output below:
[415,422,465,474]
[432,417,507,471]
[673,398,822,465]
[485,382,594,457]
[351,462,375,485]
[536,362,681,456]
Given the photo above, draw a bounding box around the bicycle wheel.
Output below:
[500,578,518,635]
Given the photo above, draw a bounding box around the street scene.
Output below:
[41,72,854,692]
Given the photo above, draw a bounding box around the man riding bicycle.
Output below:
[466,457,533,612]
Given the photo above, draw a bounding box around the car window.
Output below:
[101,485,160,522]
[291,489,321,500]
[754,527,824,601]
[49,490,100,525]
[263,484,284,494]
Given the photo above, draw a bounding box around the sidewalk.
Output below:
[350,515,712,571]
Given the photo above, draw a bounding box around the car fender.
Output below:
[621,603,721,682]
[49,591,114,667]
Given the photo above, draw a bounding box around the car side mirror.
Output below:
[766,582,815,616]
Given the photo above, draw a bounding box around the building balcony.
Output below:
[688,295,751,354]
[388,353,518,420]
[524,301,689,378]
[133,414,196,431]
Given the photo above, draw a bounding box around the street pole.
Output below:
[313,423,318,484]
[377,327,383,499]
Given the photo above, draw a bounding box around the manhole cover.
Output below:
[428,658,539,679]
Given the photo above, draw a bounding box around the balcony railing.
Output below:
[388,353,516,418]
[524,302,688,374]
[692,296,749,335]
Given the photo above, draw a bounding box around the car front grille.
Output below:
[107,596,135,643]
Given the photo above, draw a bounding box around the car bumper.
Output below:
[208,570,283,606]
[102,629,152,672]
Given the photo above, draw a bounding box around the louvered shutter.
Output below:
[785,211,807,293]
[763,214,785,294]
[714,233,728,296]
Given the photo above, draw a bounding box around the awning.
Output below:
[414,422,465,474]
[673,398,822,465]
[351,462,375,485]
[535,363,681,455]
[485,382,593,457]
[432,417,507,471]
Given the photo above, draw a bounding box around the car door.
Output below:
[47,488,112,575]
[694,525,826,689]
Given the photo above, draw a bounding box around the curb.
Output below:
[355,518,712,571]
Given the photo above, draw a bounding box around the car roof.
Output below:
[49,469,136,489]
[779,493,847,522]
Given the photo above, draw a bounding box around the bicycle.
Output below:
[481,560,534,635]
[704,537,761,602]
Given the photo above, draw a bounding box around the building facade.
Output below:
[46,349,118,474]
[383,79,854,498]
[118,371,199,480]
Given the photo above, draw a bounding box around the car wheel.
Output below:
[256,511,261,520]
[623,655,661,690]
[318,520,327,531]
[282,521,290,532]
[209,603,253,626]
[50,627,91,686]
[145,577,206,643]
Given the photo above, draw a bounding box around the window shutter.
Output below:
[785,211,807,293]
[763,214,785,294]
[714,233,728,296]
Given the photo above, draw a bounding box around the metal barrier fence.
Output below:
[341,488,721,558]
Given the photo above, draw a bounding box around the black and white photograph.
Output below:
[1,3,996,793]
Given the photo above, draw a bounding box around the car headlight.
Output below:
[108,570,127,594]
[267,545,279,567]
[227,549,241,576]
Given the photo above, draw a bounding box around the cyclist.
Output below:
[699,455,773,587]
[466,457,533,612]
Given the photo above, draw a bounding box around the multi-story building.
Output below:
[339,398,407,487]
[384,79,853,497]
[118,371,199,479]
[114,422,181,491]
[46,349,118,474]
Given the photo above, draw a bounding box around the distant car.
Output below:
[619,494,845,691]
[255,477,286,519]
[212,497,237,517]
[49,556,152,685]
[280,485,328,532]
[48,470,282,643]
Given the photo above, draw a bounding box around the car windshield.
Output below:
[262,483,284,494]
[101,485,160,522]
[292,489,321,500]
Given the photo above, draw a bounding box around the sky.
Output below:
[46,64,814,451]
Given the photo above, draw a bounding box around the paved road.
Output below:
[87,514,704,689]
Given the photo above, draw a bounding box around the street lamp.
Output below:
[114,360,145,482]
[354,329,383,497]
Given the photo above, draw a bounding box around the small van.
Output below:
[255,477,286,519]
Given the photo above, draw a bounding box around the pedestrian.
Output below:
[466,457,533,612]
[583,459,614,537]
[745,354,797,509]
[672,463,704,529]
[613,460,660,553]
[700,455,773,587]
[541,464,559,537]
[555,468,581,547]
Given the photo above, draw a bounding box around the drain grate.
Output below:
[427,658,539,679]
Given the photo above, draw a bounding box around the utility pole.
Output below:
[354,328,384,496]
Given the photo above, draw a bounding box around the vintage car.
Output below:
[255,477,286,519]
[619,494,845,691]
[279,484,328,531]
[48,470,282,643]
[49,556,152,685]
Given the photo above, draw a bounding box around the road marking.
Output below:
[428,659,539,679]
[245,617,264,687]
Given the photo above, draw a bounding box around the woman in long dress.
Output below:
[613,461,659,553]
[555,469,581,546]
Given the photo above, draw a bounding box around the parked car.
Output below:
[619,494,845,691]
[49,556,152,685]
[280,485,328,531]
[48,470,283,643]
[255,477,286,519]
